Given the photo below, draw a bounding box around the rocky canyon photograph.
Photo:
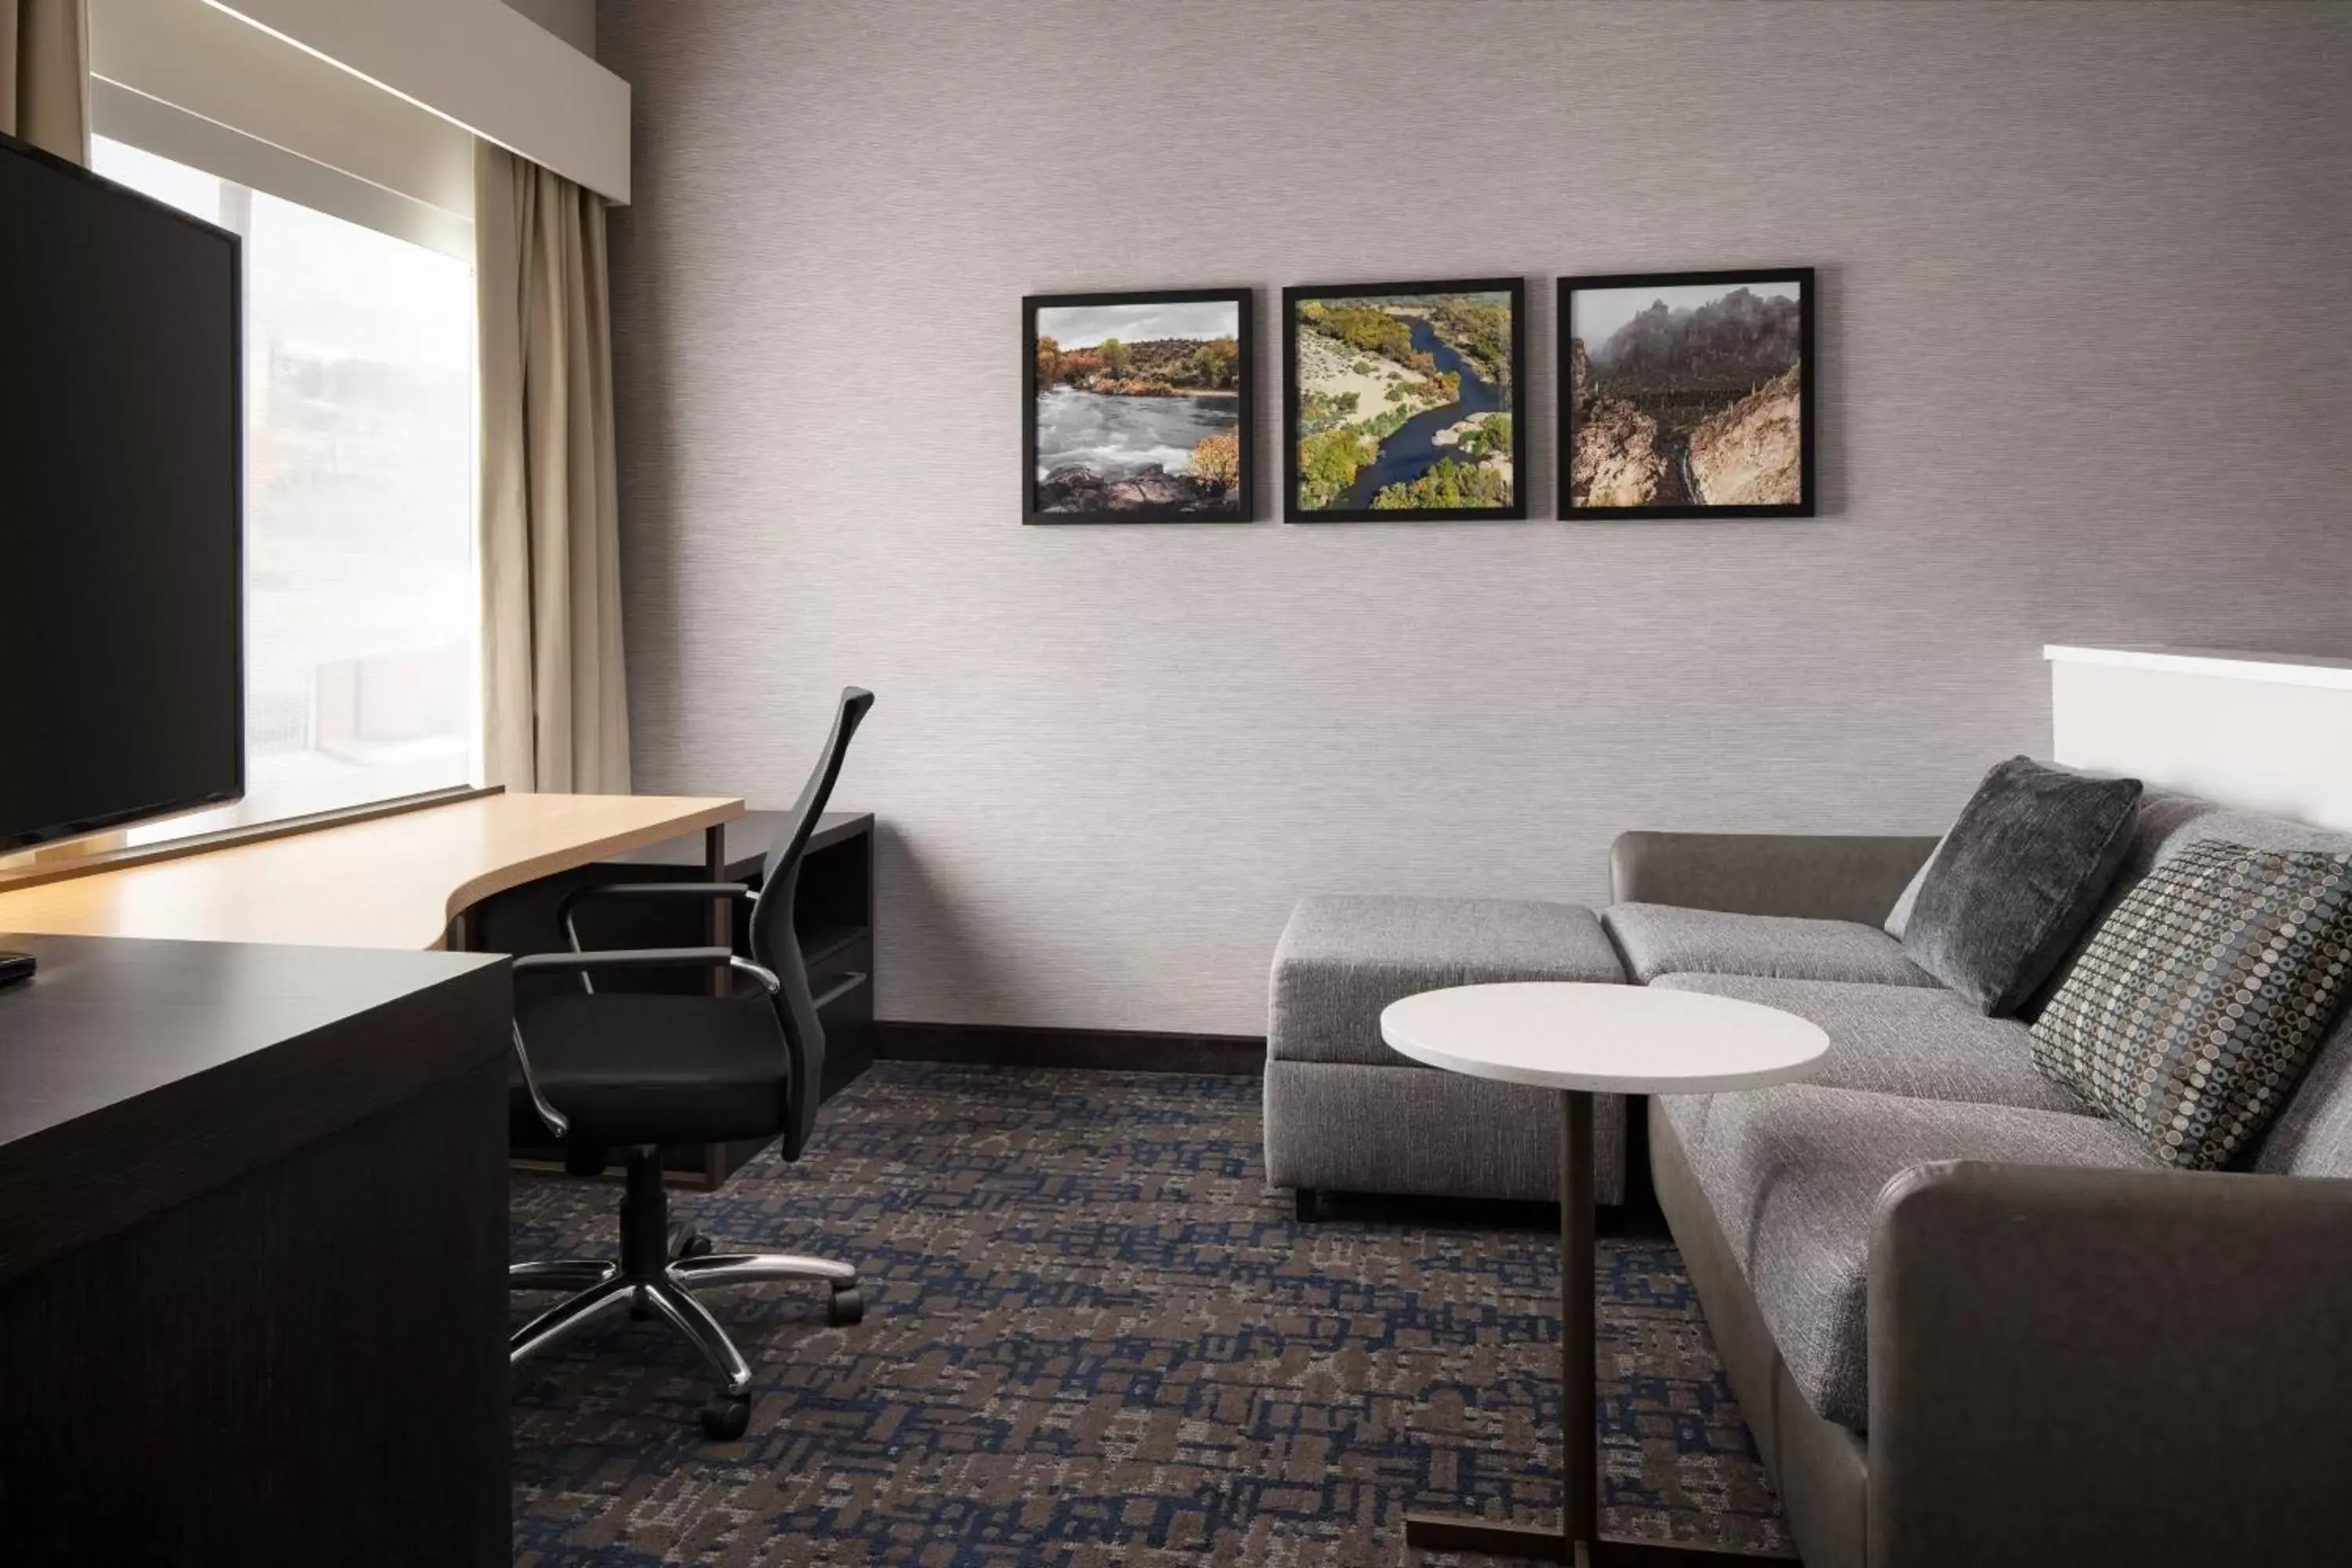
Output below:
[1025,289,1252,523]
[1561,269,1814,518]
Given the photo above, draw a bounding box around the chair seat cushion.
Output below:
[1651,975,2092,1115]
[511,991,789,1146]
[1602,903,1936,988]
[1269,895,1623,1068]
[1659,1083,2158,1431]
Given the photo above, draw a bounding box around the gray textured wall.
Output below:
[502,0,594,56]
[597,0,2352,1038]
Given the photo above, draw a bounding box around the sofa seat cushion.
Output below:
[1658,1083,2158,1431]
[1652,975,2092,1115]
[1602,903,1936,988]
[1269,895,1623,1068]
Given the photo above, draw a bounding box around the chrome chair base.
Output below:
[509,1148,861,1438]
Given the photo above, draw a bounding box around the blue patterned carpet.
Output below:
[510,1063,1789,1564]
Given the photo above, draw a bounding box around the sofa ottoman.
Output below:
[1263,895,1628,1209]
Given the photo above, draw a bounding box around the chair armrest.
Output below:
[1868,1160,2352,1566]
[510,1022,570,1139]
[514,946,737,976]
[556,879,753,944]
[560,880,754,906]
[1608,831,1938,924]
[512,946,779,993]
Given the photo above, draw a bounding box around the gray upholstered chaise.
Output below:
[1261,844,1937,1212]
[1262,894,1628,1209]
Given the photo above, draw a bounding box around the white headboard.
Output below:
[2046,645,2352,831]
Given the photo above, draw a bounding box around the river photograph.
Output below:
[1025,291,1249,522]
[1285,281,1523,521]
[1563,270,1813,518]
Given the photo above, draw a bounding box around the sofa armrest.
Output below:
[1869,1160,2352,1567]
[1608,831,1938,924]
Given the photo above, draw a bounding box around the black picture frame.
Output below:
[1022,287,1255,524]
[1281,276,1526,523]
[1559,267,1816,521]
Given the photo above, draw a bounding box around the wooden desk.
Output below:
[0,792,743,949]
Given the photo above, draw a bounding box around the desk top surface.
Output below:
[0,793,742,951]
[1380,982,1828,1094]
[0,934,501,1155]
[0,932,511,1287]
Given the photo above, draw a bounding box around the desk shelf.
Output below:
[800,924,866,970]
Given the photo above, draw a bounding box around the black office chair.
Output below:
[507,687,873,1438]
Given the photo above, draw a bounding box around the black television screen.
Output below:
[0,133,243,854]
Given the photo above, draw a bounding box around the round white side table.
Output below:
[1381,982,1828,1565]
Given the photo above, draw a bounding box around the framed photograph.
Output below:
[1560,267,1815,519]
[1024,288,1253,523]
[1282,276,1525,522]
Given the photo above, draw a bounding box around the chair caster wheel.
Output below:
[675,1229,713,1261]
[700,1394,750,1440]
[827,1285,864,1327]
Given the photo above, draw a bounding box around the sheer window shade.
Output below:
[93,136,481,840]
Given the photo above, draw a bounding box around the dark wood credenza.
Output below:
[0,933,512,1566]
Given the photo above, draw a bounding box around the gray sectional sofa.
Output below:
[1265,789,2352,1566]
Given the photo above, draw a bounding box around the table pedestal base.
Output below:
[1406,1091,1790,1563]
[1405,1513,1570,1561]
[1406,1512,1782,1564]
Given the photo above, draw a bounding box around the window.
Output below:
[92,137,477,836]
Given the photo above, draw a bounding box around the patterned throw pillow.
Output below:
[2031,838,2352,1171]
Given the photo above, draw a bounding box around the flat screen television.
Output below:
[0,131,244,858]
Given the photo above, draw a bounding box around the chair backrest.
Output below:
[749,687,873,1160]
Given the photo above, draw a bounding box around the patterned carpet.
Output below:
[510,1063,1789,1565]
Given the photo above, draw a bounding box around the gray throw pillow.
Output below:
[2032,840,2352,1170]
[1901,757,2142,1016]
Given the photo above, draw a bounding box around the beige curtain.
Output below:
[476,141,631,793]
[1,0,89,164]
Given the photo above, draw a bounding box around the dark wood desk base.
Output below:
[0,937,511,1566]
[1405,1091,1794,1565]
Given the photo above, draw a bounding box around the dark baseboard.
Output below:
[874,1020,1265,1076]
